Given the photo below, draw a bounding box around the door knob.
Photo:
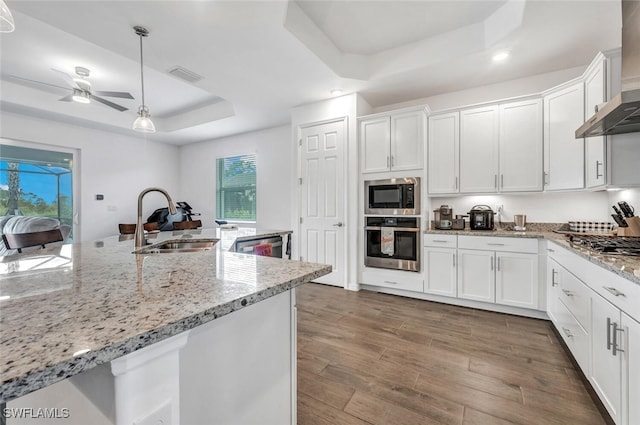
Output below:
[333,222,344,227]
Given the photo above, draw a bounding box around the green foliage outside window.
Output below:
[216,154,256,221]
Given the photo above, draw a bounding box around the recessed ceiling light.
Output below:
[492,51,510,62]
[330,89,343,96]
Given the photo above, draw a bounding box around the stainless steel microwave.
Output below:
[364,177,420,215]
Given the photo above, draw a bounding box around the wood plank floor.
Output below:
[296,283,608,425]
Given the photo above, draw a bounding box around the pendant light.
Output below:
[132,25,155,133]
[0,0,15,33]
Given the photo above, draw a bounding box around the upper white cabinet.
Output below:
[543,80,585,191]
[428,112,459,194]
[459,105,500,193]
[360,109,424,173]
[584,54,607,189]
[499,99,544,192]
[429,98,543,195]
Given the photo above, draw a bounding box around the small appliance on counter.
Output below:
[468,205,495,230]
[452,215,467,230]
[433,205,453,229]
[514,214,527,231]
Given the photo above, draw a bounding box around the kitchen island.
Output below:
[0,228,330,424]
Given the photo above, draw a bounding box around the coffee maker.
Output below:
[434,205,453,229]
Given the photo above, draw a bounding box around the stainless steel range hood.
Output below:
[576,0,640,138]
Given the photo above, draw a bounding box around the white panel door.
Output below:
[457,249,495,303]
[428,112,459,194]
[300,120,345,287]
[459,105,499,193]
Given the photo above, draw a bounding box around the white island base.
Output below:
[6,289,297,425]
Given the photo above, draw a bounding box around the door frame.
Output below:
[294,117,349,288]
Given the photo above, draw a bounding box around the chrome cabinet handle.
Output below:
[562,327,573,339]
[453,253,456,267]
[432,240,449,243]
[501,174,504,189]
[612,321,624,356]
[544,171,549,186]
[487,243,505,246]
[551,269,558,287]
[607,317,613,351]
[547,248,555,252]
[494,174,498,189]
[562,289,573,297]
[455,177,458,190]
[383,280,398,285]
[387,156,390,167]
[603,286,626,297]
[490,256,494,271]
[497,256,501,271]
[596,161,603,179]
[391,156,394,167]
[333,222,344,227]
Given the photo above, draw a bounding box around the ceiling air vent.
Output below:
[167,66,203,83]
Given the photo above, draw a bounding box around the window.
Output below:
[0,144,74,231]
[216,154,256,221]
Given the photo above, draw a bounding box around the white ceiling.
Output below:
[0,0,622,145]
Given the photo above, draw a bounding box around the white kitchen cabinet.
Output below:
[424,234,457,297]
[623,313,640,425]
[459,105,499,193]
[591,292,623,425]
[428,112,459,194]
[543,80,585,191]
[457,236,540,309]
[457,249,495,302]
[499,99,543,192]
[360,109,424,173]
[584,54,607,189]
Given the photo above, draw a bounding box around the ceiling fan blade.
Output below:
[90,95,128,112]
[51,68,80,89]
[93,90,134,99]
[59,95,73,102]
[5,75,71,94]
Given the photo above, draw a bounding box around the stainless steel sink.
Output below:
[134,239,218,254]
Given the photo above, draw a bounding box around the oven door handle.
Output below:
[364,227,420,232]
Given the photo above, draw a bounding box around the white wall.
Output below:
[1,112,180,242]
[179,125,292,230]
[429,191,611,226]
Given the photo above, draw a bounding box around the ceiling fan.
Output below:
[8,66,134,112]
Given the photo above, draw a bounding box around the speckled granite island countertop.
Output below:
[425,223,640,285]
[0,228,330,403]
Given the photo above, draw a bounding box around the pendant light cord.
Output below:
[139,33,146,108]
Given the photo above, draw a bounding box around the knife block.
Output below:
[618,216,640,237]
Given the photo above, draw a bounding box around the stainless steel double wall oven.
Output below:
[364,177,421,272]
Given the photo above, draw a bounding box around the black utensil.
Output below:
[618,201,635,218]
[612,213,628,227]
[613,205,624,216]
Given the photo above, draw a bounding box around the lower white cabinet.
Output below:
[457,236,539,309]
[424,246,457,297]
[590,292,623,424]
[547,241,639,425]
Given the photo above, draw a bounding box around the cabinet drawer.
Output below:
[360,268,424,292]
[424,234,457,248]
[557,268,591,332]
[555,298,590,374]
[458,235,538,253]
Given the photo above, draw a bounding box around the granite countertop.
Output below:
[0,228,330,403]
[425,223,640,285]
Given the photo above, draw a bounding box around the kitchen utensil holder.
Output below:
[618,216,640,237]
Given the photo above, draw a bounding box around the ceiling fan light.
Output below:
[0,0,15,33]
[72,89,90,104]
[133,105,156,133]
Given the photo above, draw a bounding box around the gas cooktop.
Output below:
[568,234,640,256]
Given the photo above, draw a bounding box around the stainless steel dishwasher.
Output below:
[234,236,284,258]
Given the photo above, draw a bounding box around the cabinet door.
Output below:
[499,99,543,192]
[360,117,390,173]
[457,249,494,303]
[428,112,459,194]
[623,313,640,425]
[460,105,499,193]
[391,111,423,171]
[495,252,539,310]
[424,247,457,297]
[584,59,606,188]
[590,293,622,424]
[543,82,585,191]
